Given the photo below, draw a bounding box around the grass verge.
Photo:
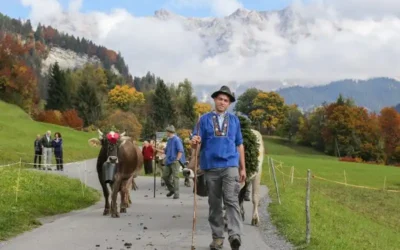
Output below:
[0,167,100,240]
[0,101,101,241]
[262,136,400,250]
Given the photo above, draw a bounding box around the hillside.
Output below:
[0,12,132,96]
[262,136,400,250]
[276,78,400,112]
[0,100,99,163]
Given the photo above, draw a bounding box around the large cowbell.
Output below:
[102,161,117,183]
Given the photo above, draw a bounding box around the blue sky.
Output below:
[1,0,292,19]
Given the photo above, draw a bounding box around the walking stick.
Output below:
[191,116,201,250]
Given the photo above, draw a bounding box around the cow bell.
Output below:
[102,161,117,183]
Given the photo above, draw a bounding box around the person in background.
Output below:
[162,125,186,199]
[34,134,42,169]
[142,140,154,175]
[52,132,63,171]
[41,130,52,170]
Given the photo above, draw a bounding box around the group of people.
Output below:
[141,86,246,250]
[33,130,64,171]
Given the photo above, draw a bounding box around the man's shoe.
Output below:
[166,191,174,197]
[173,194,179,199]
[209,238,224,250]
[229,235,241,250]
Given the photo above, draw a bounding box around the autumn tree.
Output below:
[250,91,287,134]
[0,33,39,113]
[194,102,212,116]
[98,109,142,140]
[108,84,145,111]
[379,107,400,164]
[46,62,71,111]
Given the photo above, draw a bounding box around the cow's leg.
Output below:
[110,174,122,218]
[238,181,248,222]
[251,172,261,226]
[120,178,130,213]
[98,172,110,216]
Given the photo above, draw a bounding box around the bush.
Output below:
[62,109,84,130]
[177,128,191,140]
[339,156,363,163]
[35,110,64,126]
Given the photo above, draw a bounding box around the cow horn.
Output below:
[97,129,103,136]
[121,131,126,137]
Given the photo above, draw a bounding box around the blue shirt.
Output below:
[192,111,243,170]
[165,135,186,166]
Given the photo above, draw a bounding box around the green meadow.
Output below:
[0,101,100,240]
[261,136,400,250]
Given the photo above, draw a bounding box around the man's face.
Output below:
[47,131,51,136]
[214,94,231,113]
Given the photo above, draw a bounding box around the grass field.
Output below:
[261,136,400,250]
[0,101,101,241]
[0,101,99,164]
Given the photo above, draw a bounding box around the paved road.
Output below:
[0,159,292,250]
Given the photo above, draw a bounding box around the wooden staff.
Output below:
[191,115,201,250]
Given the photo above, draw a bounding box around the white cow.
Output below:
[183,128,264,226]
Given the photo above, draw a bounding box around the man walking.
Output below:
[162,125,186,199]
[191,85,246,250]
[41,130,53,170]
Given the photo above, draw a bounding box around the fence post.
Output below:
[270,157,281,205]
[306,169,311,244]
[290,166,294,184]
[16,158,22,203]
[268,157,272,181]
[383,176,387,190]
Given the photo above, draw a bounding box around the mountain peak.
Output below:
[154,9,176,19]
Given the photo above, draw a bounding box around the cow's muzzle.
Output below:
[108,156,118,164]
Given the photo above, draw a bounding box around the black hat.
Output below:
[211,85,235,102]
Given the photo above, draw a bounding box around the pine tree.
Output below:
[46,62,70,111]
[75,80,102,126]
[152,79,175,131]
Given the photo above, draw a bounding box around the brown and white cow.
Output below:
[183,129,264,226]
[88,130,143,218]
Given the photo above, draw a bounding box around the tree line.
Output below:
[235,88,400,166]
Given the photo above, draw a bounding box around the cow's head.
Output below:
[88,129,126,164]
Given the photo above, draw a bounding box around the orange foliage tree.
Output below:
[0,33,39,113]
[194,102,212,116]
[108,84,145,111]
[379,107,400,164]
[35,110,64,126]
[62,109,84,130]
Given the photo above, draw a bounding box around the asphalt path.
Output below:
[0,159,293,250]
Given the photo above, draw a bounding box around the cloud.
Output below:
[168,0,243,16]
[19,0,400,89]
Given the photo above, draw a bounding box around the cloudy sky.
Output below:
[2,0,400,87]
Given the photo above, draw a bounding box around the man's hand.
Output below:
[191,135,201,145]
[239,168,246,183]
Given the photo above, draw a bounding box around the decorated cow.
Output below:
[88,129,143,218]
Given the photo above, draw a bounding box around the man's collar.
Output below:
[213,110,227,116]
